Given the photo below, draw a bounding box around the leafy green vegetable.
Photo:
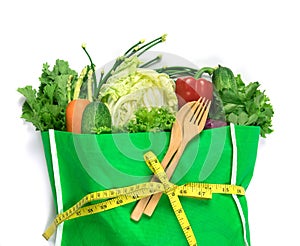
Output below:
[211,67,274,137]
[125,107,176,133]
[17,60,78,131]
[212,65,237,92]
[99,56,178,128]
[81,102,112,134]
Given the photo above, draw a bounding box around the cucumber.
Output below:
[212,65,237,92]
[81,101,112,134]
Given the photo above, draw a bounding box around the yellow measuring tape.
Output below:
[43,151,245,245]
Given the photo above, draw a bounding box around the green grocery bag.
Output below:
[41,124,260,246]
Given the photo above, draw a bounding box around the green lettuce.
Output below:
[98,56,177,129]
[125,107,176,133]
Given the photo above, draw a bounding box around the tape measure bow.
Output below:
[43,151,245,245]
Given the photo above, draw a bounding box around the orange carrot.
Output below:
[66,99,90,133]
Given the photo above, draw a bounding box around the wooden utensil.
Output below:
[143,97,211,216]
[130,101,194,221]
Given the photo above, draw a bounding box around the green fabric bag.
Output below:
[41,124,260,246]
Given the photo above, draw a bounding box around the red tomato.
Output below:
[175,76,213,108]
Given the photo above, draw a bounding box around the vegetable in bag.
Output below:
[99,56,178,130]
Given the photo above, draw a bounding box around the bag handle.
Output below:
[49,129,64,245]
[229,123,249,246]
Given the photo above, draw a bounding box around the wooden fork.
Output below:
[143,97,211,216]
[130,101,194,221]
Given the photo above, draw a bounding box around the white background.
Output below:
[1,0,299,245]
